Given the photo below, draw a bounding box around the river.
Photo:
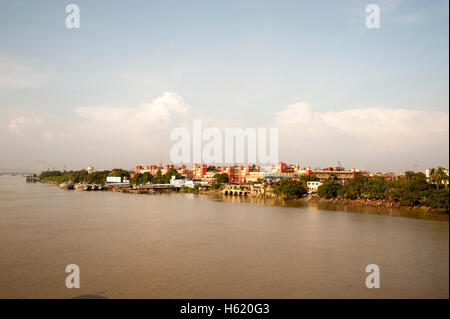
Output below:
[0,175,448,298]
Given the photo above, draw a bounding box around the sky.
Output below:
[0,0,448,172]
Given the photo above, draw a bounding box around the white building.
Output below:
[307,181,322,193]
[170,176,196,188]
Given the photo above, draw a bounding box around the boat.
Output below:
[74,183,90,191]
[59,182,74,190]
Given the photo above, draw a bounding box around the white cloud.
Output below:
[74,91,189,125]
[8,116,41,135]
[74,106,133,123]
[5,94,448,171]
[275,101,449,151]
[71,91,191,152]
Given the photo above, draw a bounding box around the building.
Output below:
[245,171,266,183]
[201,171,217,183]
[236,165,261,183]
[307,181,322,193]
[220,165,237,183]
[191,164,208,180]
[135,165,163,175]
[309,168,363,183]
[170,178,196,188]
[265,172,298,182]
[87,166,94,174]
[133,162,376,186]
[162,164,175,175]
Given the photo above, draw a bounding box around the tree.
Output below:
[210,182,221,190]
[362,176,388,199]
[108,169,130,178]
[86,170,110,184]
[39,171,62,179]
[429,167,449,189]
[271,178,307,199]
[131,173,142,185]
[317,180,342,199]
[215,173,229,184]
[387,172,429,206]
[423,188,449,211]
[340,176,369,199]
[71,170,89,183]
[165,168,180,180]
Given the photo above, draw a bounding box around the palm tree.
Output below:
[430,167,449,189]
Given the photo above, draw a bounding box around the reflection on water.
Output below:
[0,175,448,298]
[215,194,449,221]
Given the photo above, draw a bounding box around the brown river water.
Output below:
[0,175,448,298]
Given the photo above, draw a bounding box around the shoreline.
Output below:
[39,179,449,219]
[295,194,449,218]
[188,189,449,219]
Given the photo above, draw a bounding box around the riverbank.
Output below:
[297,193,449,216]
[40,180,449,218]
[209,189,449,216]
[181,188,449,217]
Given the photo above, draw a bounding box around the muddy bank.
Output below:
[213,189,448,217]
[298,194,448,215]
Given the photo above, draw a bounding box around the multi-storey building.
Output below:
[162,164,175,175]
[191,164,208,180]
[220,165,237,183]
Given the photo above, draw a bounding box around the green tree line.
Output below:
[130,168,180,185]
[39,169,131,184]
[317,169,449,212]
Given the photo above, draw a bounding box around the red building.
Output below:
[220,165,236,183]
[191,164,207,180]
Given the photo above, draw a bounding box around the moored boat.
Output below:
[59,182,74,190]
[74,183,90,191]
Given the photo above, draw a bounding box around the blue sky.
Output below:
[0,0,448,171]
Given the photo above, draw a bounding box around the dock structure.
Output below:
[146,184,178,189]
[25,174,39,183]
[222,185,251,196]
[110,183,182,195]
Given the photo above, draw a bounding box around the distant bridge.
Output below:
[0,160,59,176]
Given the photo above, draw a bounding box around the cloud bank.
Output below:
[275,101,449,151]
[5,93,449,171]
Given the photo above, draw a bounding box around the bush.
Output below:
[387,172,429,206]
[215,173,229,184]
[339,176,369,199]
[39,171,62,179]
[210,183,221,190]
[317,180,342,199]
[362,176,388,199]
[423,188,449,212]
[271,178,307,199]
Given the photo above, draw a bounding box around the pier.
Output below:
[25,174,39,183]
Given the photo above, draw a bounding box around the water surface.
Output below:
[0,175,448,298]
